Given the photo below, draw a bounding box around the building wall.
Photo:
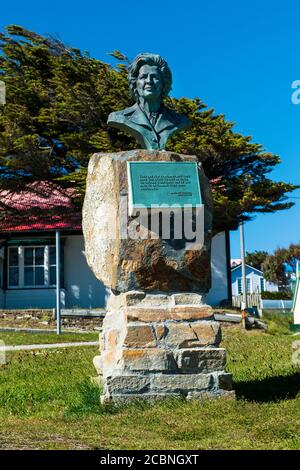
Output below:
[2,235,106,310]
[206,232,228,306]
[4,289,64,310]
[64,235,107,308]
[231,265,279,295]
[265,280,279,292]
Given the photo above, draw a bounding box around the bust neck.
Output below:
[138,97,161,115]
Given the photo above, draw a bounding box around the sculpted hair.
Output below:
[128,53,172,100]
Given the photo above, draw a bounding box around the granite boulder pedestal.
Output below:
[83,150,234,403]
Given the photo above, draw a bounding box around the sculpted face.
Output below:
[107,53,192,150]
[136,64,163,102]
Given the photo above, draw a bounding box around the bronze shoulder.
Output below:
[107,105,137,125]
[163,106,192,130]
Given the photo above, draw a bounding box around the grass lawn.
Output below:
[0,319,299,450]
[0,330,99,346]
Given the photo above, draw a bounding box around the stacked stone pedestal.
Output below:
[84,150,235,403]
[94,291,234,404]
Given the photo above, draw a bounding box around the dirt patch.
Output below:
[0,310,103,331]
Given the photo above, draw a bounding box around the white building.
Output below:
[231,263,279,295]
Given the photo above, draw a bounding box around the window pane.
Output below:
[50,266,56,285]
[24,248,34,266]
[24,267,34,286]
[35,267,45,285]
[35,247,45,266]
[9,248,19,267]
[49,246,56,266]
[9,267,19,286]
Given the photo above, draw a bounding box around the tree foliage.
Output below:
[0,25,298,232]
[262,244,300,291]
[262,252,288,291]
[245,250,269,270]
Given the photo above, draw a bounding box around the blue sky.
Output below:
[1,0,300,257]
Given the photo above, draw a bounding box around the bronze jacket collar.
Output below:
[123,103,176,133]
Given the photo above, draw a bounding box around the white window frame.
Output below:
[260,277,265,293]
[237,277,242,294]
[7,245,57,289]
[237,277,252,294]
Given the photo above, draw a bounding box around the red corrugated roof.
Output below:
[0,181,82,232]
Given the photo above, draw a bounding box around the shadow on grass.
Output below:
[235,372,300,402]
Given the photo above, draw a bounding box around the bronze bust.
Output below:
[107,53,192,150]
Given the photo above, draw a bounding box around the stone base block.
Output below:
[121,349,175,371]
[126,306,214,322]
[101,371,233,402]
[186,390,236,401]
[101,386,235,405]
[175,348,226,372]
[101,393,183,405]
[151,373,214,392]
[94,291,234,404]
[105,375,151,395]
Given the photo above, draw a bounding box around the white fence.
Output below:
[232,293,261,309]
[232,294,293,314]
